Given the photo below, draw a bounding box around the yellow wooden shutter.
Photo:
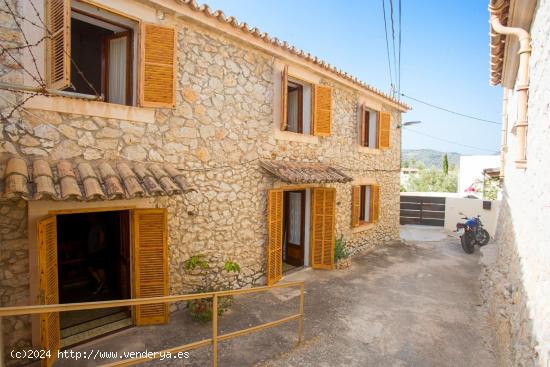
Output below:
[266,189,283,285]
[351,186,361,228]
[132,208,169,325]
[38,216,59,367]
[370,185,380,223]
[280,65,288,131]
[311,188,336,269]
[313,85,333,136]
[45,0,70,89]
[139,24,176,107]
[378,111,391,149]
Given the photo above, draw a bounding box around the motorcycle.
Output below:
[456,212,490,254]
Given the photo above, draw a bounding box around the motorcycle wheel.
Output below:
[478,229,490,246]
[461,233,475,254]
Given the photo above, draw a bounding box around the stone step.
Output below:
[61,313,132,348]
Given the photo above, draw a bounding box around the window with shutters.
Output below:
[352,184,380,227]
[359,108,391,150]
[50,2,139,105]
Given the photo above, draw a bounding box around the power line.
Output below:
[389,0,398,96]
[400,93,501,125]
[397,0,402,98]
[381,0,394,92]
[403,127,499,153]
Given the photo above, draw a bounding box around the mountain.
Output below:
[402,149,460,169]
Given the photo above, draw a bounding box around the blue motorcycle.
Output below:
[456,213,490,254]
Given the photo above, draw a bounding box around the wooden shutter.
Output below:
[351,186,361,227]
[38,216,59,367]
[132,208,169,325]
[280,65,288,131]
[311,188,336,269]
[370,185,380,223]
[140,24,176,107]
[313,85,333,136]
[266,189,283,285]
[45,0,70,89]
[378,111,391,149]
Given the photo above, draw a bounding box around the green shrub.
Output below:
[334,235,349,263]
[182,254,209,271]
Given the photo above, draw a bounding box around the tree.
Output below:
[442,153,449,176]
[406,168,457,192]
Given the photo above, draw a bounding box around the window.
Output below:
[69,4,137,105]
[285,78,311,134]
[351,184,380,227]
[359,106,391,149]
[280,65,332,136]
[45,0,176,107]
[360,108,378,148]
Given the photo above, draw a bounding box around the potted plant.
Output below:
[182,254,241,322]
[334,235,351,269]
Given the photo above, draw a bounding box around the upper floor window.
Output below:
[70,4,137,105]
[359,105,391,149]
[45,0,176,108]
[280,65,332,136]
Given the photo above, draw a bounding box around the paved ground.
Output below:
[57,225,496,367]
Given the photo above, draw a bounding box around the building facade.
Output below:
[0,0,408,364]
[486,0,550,366]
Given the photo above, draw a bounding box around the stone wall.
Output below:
[483,1,550,366]
[0,199,31,363]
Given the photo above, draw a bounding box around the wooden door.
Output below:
[310,188,336,270]
[37,216,60,367]
[119,210,131,300]
[266,189,283,285]
[132,208,169,325]
[284,190,305,267]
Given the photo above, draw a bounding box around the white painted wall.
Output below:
[444,198,500,237]
[458,155,500,193]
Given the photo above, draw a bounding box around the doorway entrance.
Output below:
[283,190,305,271]
[56,210,132,347]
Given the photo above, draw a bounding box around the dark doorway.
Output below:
[283,190,306,269]
[56,210,131,347]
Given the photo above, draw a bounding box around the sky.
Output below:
[199,0,503,155]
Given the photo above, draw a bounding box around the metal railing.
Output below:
[0,281,305,367]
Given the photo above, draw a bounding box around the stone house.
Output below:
[485,0,550,366]
[0,0,408,364]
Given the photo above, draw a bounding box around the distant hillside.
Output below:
[402,149,460,169]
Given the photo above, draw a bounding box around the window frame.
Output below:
[286,81,304,134]
[358,185,373,224]
[70,7,136,106]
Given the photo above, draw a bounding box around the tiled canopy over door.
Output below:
[38,216,60,367]
[132,208,169,325]
[311,188,336,269]
[267,189,284,285]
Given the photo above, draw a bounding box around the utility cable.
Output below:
[403,127,499,153]
[401,93,501,125]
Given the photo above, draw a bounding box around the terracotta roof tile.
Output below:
[0,156,192,201]
[260,160,352,184]
[489,0,510,85]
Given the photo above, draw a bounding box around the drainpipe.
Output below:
[489,6,531,169]
[500,87,509,181]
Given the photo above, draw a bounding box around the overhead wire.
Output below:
[403,127,499,153]
[400,93,501,125]
[381,0,394,93]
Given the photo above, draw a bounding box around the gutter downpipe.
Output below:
[489,6,531,169]
[500,87,509,181]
